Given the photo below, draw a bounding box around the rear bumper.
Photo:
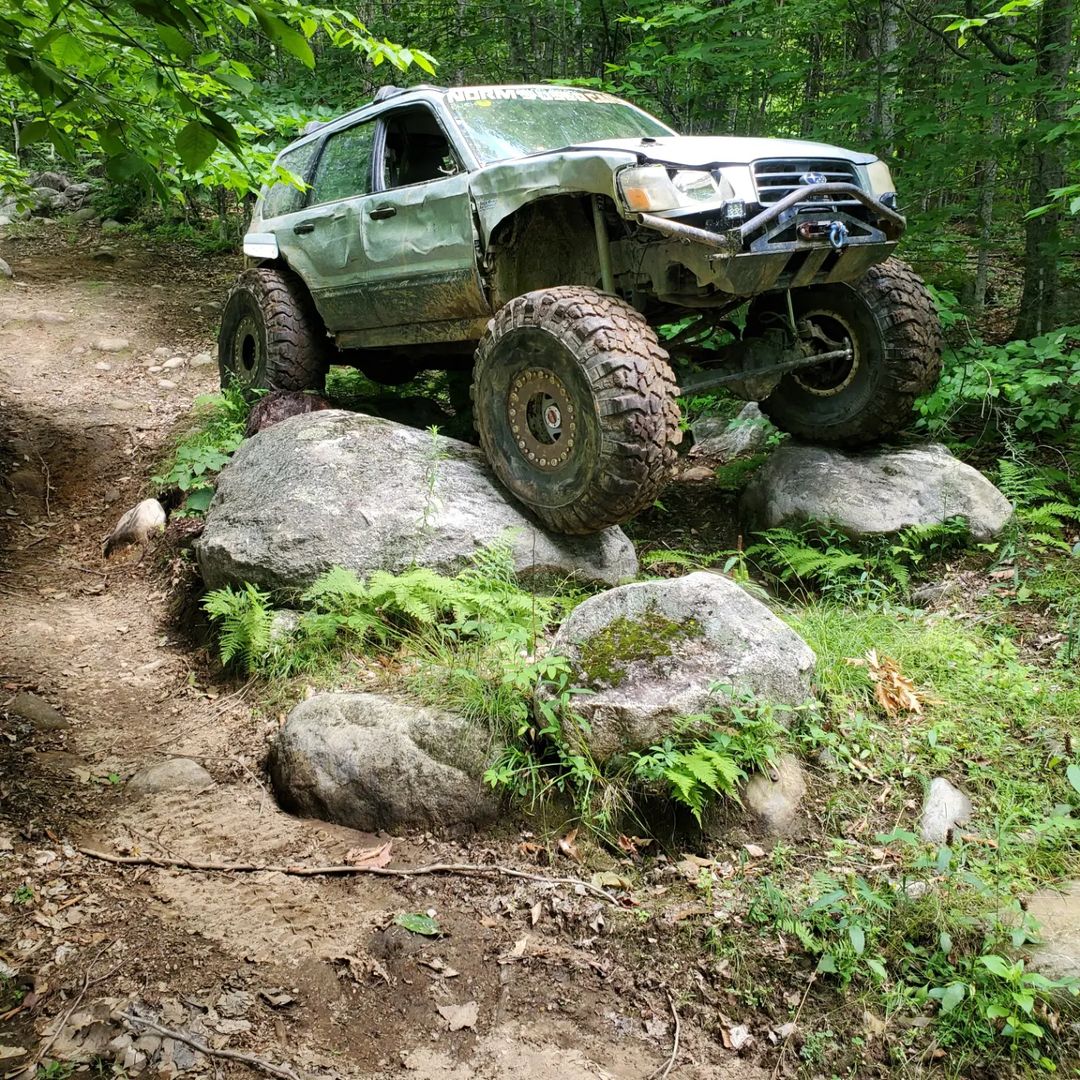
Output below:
[637,182,904,294]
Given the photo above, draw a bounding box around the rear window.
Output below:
[261,140,319,219]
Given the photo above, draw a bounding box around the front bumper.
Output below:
[636,182,905,294]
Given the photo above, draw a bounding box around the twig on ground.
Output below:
[771,970,816,1079]
[651,992,681,1080]
[119,1013,301,1080]
[78,847,623,905]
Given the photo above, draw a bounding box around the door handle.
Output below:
[369,204,397,220]
[293,222,315,235]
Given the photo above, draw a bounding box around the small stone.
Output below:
[741,753,807,836]
[920,777,972,843]
[93,337,131,353]
[70,207,99,223]
[35,310,70,324]
[911,580,959,607]
[152,346,171,358]
[92,249,117,263]
[0,257,12,279]
[103,486,121,505]
[161,357,185,370]
[108,399,136,411]
[95,362,112,371]
[128,758,213,794]
[7,691,69,731]
[191,351,215,367]
[157,379,177,390]
[680,465,714,483]
[101,218,123,232]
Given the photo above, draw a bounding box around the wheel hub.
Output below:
[232,315,262,384]
[794,310,859,396]
[508,368,576,471]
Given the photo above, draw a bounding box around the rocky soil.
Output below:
[0,222,777,1080]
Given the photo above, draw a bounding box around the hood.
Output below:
[571,135,878,167]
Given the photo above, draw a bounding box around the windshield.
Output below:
[445,87,676,164]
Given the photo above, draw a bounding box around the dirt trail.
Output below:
[0,224,764,1080]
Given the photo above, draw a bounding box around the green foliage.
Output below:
[995,457,1080,551]
[744,519,970,601]
[152,388,249,514]
[631,738,744,823]
[202,583,274,672]
[203,538,565,677]
[919,315,1080,443]
[394,912,440,936]
[0,0,435,202]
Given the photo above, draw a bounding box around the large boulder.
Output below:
[269,692,501,831]
[545,572,815,762]
[741,443,1013,541]
[195,410,638,591]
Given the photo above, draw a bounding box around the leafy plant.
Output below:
[631,738,745,822]
[744,519,970,601]
[202,583,274,672]
[152,388,249,514]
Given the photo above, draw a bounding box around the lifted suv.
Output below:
[221,83,942,534]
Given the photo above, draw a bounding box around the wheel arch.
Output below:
[484,193,609,309]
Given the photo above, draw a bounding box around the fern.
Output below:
[632,739,746,823]
[202,584,274,672]
[996,457,1080,547]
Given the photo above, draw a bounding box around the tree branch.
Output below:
[78,848,623,905]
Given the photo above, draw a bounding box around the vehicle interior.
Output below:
[380,107,460,188]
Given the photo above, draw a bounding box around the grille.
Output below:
[752,158,860,206]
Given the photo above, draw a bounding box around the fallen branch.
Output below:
[651,992,681,1080]
[78,848,622,905]
[119,1013,300,1080]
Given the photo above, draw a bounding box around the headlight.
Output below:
[618,165,734,213]
[866,159,895,198]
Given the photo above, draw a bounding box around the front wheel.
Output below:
[218,267,328,395]
[472,286,682,535]
[748,257,943,446]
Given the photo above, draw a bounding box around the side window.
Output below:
[309,122,376,205]
[261,141,319,219]
[381,107,460,190]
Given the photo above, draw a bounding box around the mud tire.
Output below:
[472,286,681,535]
[218,267,327,395]
[749,257,943,446]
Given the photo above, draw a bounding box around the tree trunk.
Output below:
[973,106,1003,314]
[1013,0,1073,339]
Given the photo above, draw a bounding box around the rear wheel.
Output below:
[748,257,942,446]
[218,267,327,394]
[472,286,681,535]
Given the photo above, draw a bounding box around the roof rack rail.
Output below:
[372,84,447,104]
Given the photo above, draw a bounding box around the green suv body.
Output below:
[222,83,942,534]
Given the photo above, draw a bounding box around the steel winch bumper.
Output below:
[637,182,905,294]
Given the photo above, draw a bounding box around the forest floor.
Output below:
[0,223,774,1079]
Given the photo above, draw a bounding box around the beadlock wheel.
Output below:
[748,257,943,446]
[218,267,328,396]
[472,286,682,535]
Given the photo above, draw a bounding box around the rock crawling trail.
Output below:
[0,225,764,1080]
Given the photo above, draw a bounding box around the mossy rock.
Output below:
[544,572,815,762]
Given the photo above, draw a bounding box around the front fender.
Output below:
[470,150,635,245]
